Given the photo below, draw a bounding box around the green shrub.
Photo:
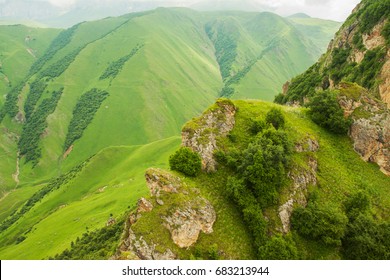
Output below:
[307,90,352,134]
[250,118,267,135]
[291,204,348,246]
[342,214,390,259]
[238,128,291,207]
[343,190,371,219]
[260,235,298,260]
[265,108,285,130]
[169,147,202,177]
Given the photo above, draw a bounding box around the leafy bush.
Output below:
[260,235,298,260]
[169,147,202,177]
[250,118,267,135]
[307,90,352,134]
[342,214,390,259]
[238,128,291,207]
[291,204,348,246]
[265,108,285,130]
[343,190,371,219]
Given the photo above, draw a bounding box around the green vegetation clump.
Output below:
[219,111,292,257]
[169,147,202,177]
[291,204,348,246]
[265,107,285,130]
[39,47,84,79]
[99,44,143,80]
[351,47,387,89]
[29,24,80,75]
[358,0,390,35]
[341,190,390,259]
[205,20,238,80]
[307,90,352,134]
[382,21,390,46]
[18,88,63,165]
[275,63,322,104]
[260,235,299,260]
[52,219,124,260]
[24,80,48,120]
[64,88,109,151]
[0,81,25,122]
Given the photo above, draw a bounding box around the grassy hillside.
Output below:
[115,99,390,260]
[0,136,180,259]
[0,25,59,105]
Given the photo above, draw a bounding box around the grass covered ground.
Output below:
[0,136,180,259]
[115,100,390,260]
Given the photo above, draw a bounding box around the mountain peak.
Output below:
[287,13,311,19]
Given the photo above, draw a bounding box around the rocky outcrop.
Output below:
[379,49,390,107]
[182,99,236,172]
[363,20,386,50]
[122,229,177,260]
[350,114,390,175]
[279,137,319,233]
[145,168,180,197]
[294,136,320,153]
[337,83,390,176]
[162,197,216,248]
[115,169,216,259]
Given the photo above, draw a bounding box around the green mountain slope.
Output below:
[0,8,340,188]
[0,25,59,106]
[0,136,180,259]
[0,8,341,259]
[276,0,390,175]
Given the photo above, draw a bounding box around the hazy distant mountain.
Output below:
[0,0,197,27]
[1,0,302,28]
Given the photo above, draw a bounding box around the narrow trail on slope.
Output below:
[12,151,20,186]
[26,48,36,58]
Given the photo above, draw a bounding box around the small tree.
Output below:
[307,90,352,134]
[169,147,202,177]
[265,108,285,130]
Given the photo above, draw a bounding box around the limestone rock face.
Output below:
[182,99,236,172]
[145,168,180,197]
[295,136,319,153]
[115,169,216,259]
[350,114,390,175]
[379,49,390,108]
[279,138,318,233]
[120,229,177,260]
[362,20,386,50]
[137,197,153,213]
[162,197,216,248]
